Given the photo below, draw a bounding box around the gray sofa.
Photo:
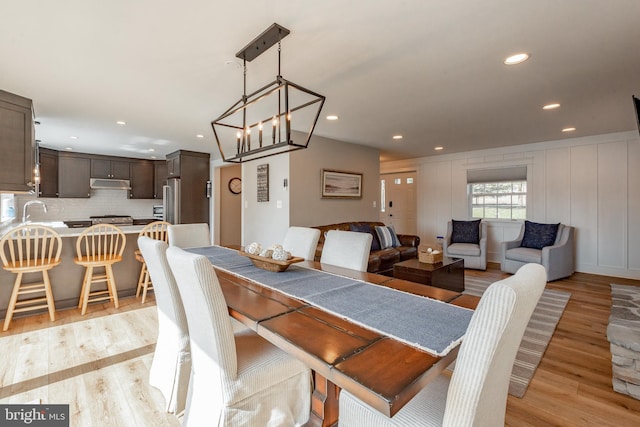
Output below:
[501,222,575,281]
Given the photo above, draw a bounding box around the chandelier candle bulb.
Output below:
[272,116,277,144]
[258,122,263,147]
[236,131,242,153]
[246,128,251,150]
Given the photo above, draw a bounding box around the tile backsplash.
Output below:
[16,189,159,221]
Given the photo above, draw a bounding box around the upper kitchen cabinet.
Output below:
[0,90,35,192]
[154,160,167,199]
[58,153,91,198]
[166,151,181,178]
[38,146,58,197]
[129,160,154,199]
[91,157,130,179]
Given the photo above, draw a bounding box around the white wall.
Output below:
[241,153,290,247]
[382,131,640,279]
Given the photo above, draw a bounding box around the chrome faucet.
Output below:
[22,200,48,223]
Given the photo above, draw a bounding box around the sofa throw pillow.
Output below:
[349,223,381,251]
[520,221,560,250]
[375,225,400,249]
[451,219,481,244]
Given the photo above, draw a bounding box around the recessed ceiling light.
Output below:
[196,134,204,138]
[70,136,78,139]
[326,115,339,121]
[504,53,529,65]
[392,135,403,140]
[65,147,73,151]
[434,146,444,151]
[148,148,155,152]
[151,156,157,159]
[543,103,561,110]
[116,120,126,125]
[562,127,576,132]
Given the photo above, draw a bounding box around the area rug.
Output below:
[463,276,571,398]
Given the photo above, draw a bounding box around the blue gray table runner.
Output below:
[188,246,473,356]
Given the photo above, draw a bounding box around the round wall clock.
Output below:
[228,177,242,194]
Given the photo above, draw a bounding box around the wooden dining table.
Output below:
[203,250,480,427]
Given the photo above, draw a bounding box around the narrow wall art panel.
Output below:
[257,164,269,202]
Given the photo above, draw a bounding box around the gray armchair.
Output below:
[501,222,574,281]
[443,220,487,270]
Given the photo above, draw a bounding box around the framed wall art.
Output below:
[321,169,362,199]
[257,164,269,202]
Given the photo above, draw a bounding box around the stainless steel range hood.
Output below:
[90,178,131,190]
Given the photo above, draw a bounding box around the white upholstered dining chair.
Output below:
[137,236,190,415]
[339,263,547,426]
[282,226,321,261]
[166,246,311,426]
[167,223,211,248]
[320,230,372,272]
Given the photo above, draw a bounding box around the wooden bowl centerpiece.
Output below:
[238,250,304,272]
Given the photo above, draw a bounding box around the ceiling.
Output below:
[1,1,639,163]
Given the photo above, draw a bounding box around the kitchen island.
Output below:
[0,223,150,320]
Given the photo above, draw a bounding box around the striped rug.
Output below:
[464,275,571,398]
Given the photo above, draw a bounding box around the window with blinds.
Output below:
[467,166,527,220]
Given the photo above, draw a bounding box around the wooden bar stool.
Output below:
[135,221,169,303]
[74,224,126,315]
[0,224,62,331]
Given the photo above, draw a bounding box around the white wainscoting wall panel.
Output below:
[382,131,640,279]
[597,141,628,270]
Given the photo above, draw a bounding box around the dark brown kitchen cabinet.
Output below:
[0,90,35,192]
[38,147,58,197]
[154,160,167,199]
[166,152,180,178]
[129,160,154,199]
[91,158,130,179]
[58,153,91,198]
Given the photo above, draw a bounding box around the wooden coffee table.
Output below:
[393,257,465,292]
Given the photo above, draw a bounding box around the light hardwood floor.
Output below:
[1,266,640,426]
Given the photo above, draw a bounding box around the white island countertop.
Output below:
[0,221,149,238]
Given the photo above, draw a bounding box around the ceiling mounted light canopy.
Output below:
[212,23,326,163]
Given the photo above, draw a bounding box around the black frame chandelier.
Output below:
[211,23,326,163]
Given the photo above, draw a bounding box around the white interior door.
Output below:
[380,172,417,235]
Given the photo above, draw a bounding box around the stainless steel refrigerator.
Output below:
[163,177,210,224]
[163,178,181,224]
